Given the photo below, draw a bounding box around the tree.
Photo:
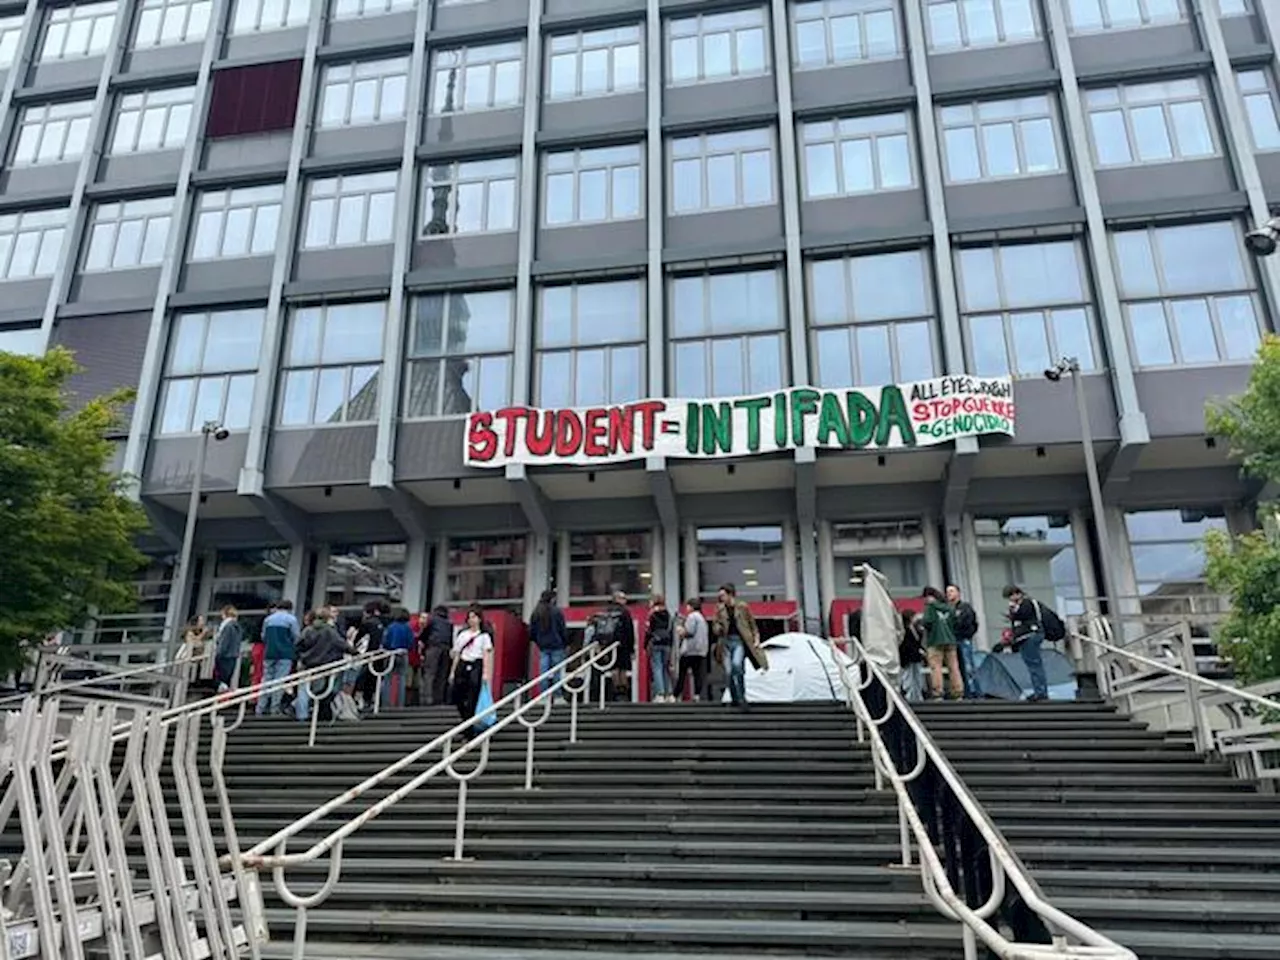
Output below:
[1203,333,1280,684]
[0,348,147,676]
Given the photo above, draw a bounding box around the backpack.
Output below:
[1033,600,1066,643]
[331,690,361,723]
[595,607,625,643]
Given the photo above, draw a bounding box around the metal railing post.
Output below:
[515,689,554,791]
[445,738,491,860]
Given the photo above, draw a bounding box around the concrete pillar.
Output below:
[525,532,551,618]
[782,519,800,602]
[556,530,572,599]
[195,547,218,618]
[959,515,989,650]
[922,515,945,593]
[661,526,681,605]
[683,526,700,600]
[432,535,450,605]
[1105,506,1143,641]
[1069,508,1104,630]
[402,539,429,612]
[797,522,821,632]
[1225,503,1257,537]
[308,545,329,611]
[817,520,837,632]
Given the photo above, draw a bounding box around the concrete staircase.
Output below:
[915,700,1280,960]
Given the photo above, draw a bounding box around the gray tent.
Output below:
[975,648,1078,701]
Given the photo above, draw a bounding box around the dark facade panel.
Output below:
[1115,466,1249,509]
[396,419,472,480]
[180,258,275,294]
[663,75,775,122]
[1070,24,1201,76]
[800,189,928,239]
[1256,151,1280,202]
[545,0,644,18]
[967,472,1089,513]
[0,277,53,314]
[791,61,912,113]
[28,57,104,91]
[97,150,184,187]
[815,478,941,519]
[928,41,1054,93]
[312,122,408,160]
[326,10,418,47]
[411,233,520,272]
[537,219,646,263]
[549,496,658,530]
[267,425,378,486]
[1220,15,1270,52]
[293,244,395,283]
[1005,374,1119,446]
[70,267,164,306]
[144,434,249,495]
[124,43,204,77]
[0,161,79,198]
[665,204,783,254]
[541,93,646,134]
[207,60,302,139]
[945,173,1078,226]
[49,309,151,415]
[1135,365,1252,438]
[421,109,523,150]
[1095,159,1236,210]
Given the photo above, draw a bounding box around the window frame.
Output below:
[1065,0,1184,33]
[0,15,24,70]
[429,41,524,115]
[545,24,643,101]
[403,288,515,420]
[534,278,647,408]
[420,156,519,237]
[0,208,68,282]
[790,0,900,70]
[799,112,915,198]
[925,0,1040,52]
[541,143,644,227]
[109,86,197,155]
[132,0,212,49]
[1084,79,1219,168]
[317,56,410,129]
[668,127,777,215]
[82,196,174,272]
[938,94,1063,183]
[11,99,96,166]
[666,8,771,86]
[189,184,284,261]
[229,0,308,34]
[278,301,387,427]
[330,0,413,20]
[157,307,265,436]
[301,170,398,250]
[1237,69,1280,152]
[39,1,119,62]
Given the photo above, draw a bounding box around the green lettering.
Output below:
[790,389,821,448]
[733,396,771,453]
[702,401,733,455]
[774,392,788,447]
[875,385,916,448]
[685,402,701,455]
[816,391,850,447]
[846,391,878,448]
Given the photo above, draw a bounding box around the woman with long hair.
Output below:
[529,588,567,695]
[449,605,494,728]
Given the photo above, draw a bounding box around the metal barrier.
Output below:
[1073,617,1280,787]
[830,635,1137,960]
[0,648,215,712]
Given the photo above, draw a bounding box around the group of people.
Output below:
[900,582,1053,702]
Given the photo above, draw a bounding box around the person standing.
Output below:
[645,595,675,703]
[257,600,299,716]
[1001,585,1050,702]
[213,605,243,691]
[355,601,386,709]
[420,605,455,706]
[381,608,416,709]
[530,589,568,695]
[595,589,636,702]
[946,585,981,699]
[295,607,354,723]
[675,598,710,701]
[921,587,963,701]
[449,605,494,728]
[899,610,927,702]
[713,583,761,710]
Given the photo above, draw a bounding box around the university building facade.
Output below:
[5,0,1279,644]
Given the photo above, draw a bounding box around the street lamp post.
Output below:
[167,420,229,657]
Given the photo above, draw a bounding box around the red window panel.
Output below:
[206,59,303,138]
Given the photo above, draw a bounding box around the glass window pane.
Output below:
[545,172,574,224]
[805,142,839,197]
[280,369,314,425]
[855,325,893,385]
[314,368,347,423]
[610,346,643,402]
[850,252,928,320]
[1216,296,1260,360]
[705,153,736,207]
[959,248,1000,311]
[612,165,640,218]
[538,352,571,406]
[795,19,826,65]
[969,314,1009,375]
[1009,311,1051,375]
[741,149,773,204]
[672,340,707,397]
[575,348,606,405]
[1051,308,1095,370]
[1128,302,1174,366]
[1113,232,1159,297]
[815,328,852,387]
[865,11,897,57]
[1245,91,1280,150]
[981,121,1019,176]
[944,126,981,181]
[192,376,223,426]
[878,134,911,188]
[929,3,962,49]
[160,379,194,433]
[1000,0,1036,39]
[1021,117,1058,172]
[1168,100,1213,157]
[840,138,874,192]
[710,340,744,396]
[1156,224,1245,294]
[809,259,847,324]
[736,27,765,73]
[963,0,999,44]
[224,374,254,429]
[671,157,702,211]
[1001,242,1083,306]
[747,334,782,391]
[1169,299,1217,364]
[578,168,608,221]
[895,321,935,381]
[1091,110,1132,165]
[1130,105,1173,162]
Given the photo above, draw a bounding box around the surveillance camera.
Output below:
[213,427,230,441]
[1044,367,1062,382]
[1245,217,1280,257]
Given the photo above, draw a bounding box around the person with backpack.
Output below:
[530,589,568,696]
[946,585,981,699]
[921,586,963,700]
[595,589,636,702]
[381,608,416,710]
[294,607,354,723]
[644,595,675,702]
[257,600,299,716]
[899,610,927,702]
[1001,584,1052,701]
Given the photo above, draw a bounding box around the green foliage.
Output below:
[0,348,147,675]
[1206,334,1280,483]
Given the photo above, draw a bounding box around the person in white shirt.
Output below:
[448,604,494,724]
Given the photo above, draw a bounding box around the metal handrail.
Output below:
[0,649,215,709]
[832,635,1137,960]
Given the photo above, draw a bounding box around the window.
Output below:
[302,171,397,249]
[0,209,67,281]
[0,15,23,69]
[670,128,774,213]
[547,25,641,100]
[0,327,45,355]
[210,548,288,616]
[446,536,526,605]
[318,58,408,129]
[405,290,512,418]
[134,0,211,48]
[670,269,787,397]
[668,8,768,84]
[807,251,937,386]
[430,42,522,114]
[190,184,283,260]
[792,0,898,67]
[543,144,642,226]
[322,543,407,613]
[1066,0,1182,32]
[12,100,95,166]
[831,520,928,599]
[231,0,307,32]
[1124,509,1229,617]
[957,241,1097,377]
[927,0,1037,51]
[1086,80,1215,166]
[40,1,118,61]
[696,527,785,601]
[536,279,644,407]
[421,158,517,237]
[940,95,1060,182]
[279,301,385,426]
[84,197,173,271]
[569,531,653,603]
[206,60,303,138]
[1217,0,1248,13]
[975,515,1081,648]
[111,87,196,154]
[801,113,912,198]
[1237,70,1280,151]
[1113,222,1262,367]
[158,308,264,434]
[331,0,413,20]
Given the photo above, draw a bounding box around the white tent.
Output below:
[727,632,853,703]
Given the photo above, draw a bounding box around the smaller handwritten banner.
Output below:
[465,377,1015,468]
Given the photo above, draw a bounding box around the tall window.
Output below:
[40,1,118,62]
[1113,222,1262,367]
[405,289,513,418]
[1066,0,1182,32]
[801,113,913,198]
[831,520,928,599]
[0,15,23,69]
[569,532,653,602]
[543,144,642,226]
[1085,79,1216,166]
[668,9,768,84]
[669,128,774,213]
[12,100,95,166]
[1237,70,1280,151]
[158,308,264,434]
[0,209,67,281]
[807,251,936,387]
[939,95,1060,182]
[134,0,211,48]
[1217,0,1248,12]
[927,0,1037,50]
[670,269,786,397]
[330,0,413,20]
[302,171,397,249]
[446,536,526,605]
[1124,509,1229,619]
[420,158,517,237]
[318,58,409,129]
[430,42,523,114]
[230,0,307,33]
[696,527,785,602]
[536,279,645,407]
[209,548,288,616]
[279,301,385,426]
[83,197,173,271]
[791,0,898,68]
[110,87,196,154]
[547,25,642,100]
[957,241,1097,377]
[189,184,283,260]
[975,515,1081,649]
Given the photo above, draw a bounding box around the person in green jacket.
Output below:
[921,587,963,701]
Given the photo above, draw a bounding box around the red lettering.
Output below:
[467,412,497,462]
[632,400,665,450]
[608,406,634,455]
[495,408,527,458]
[583,408,609,457]
[525,409,554,456]
[554,409,584,457]
[912,402,931,421]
